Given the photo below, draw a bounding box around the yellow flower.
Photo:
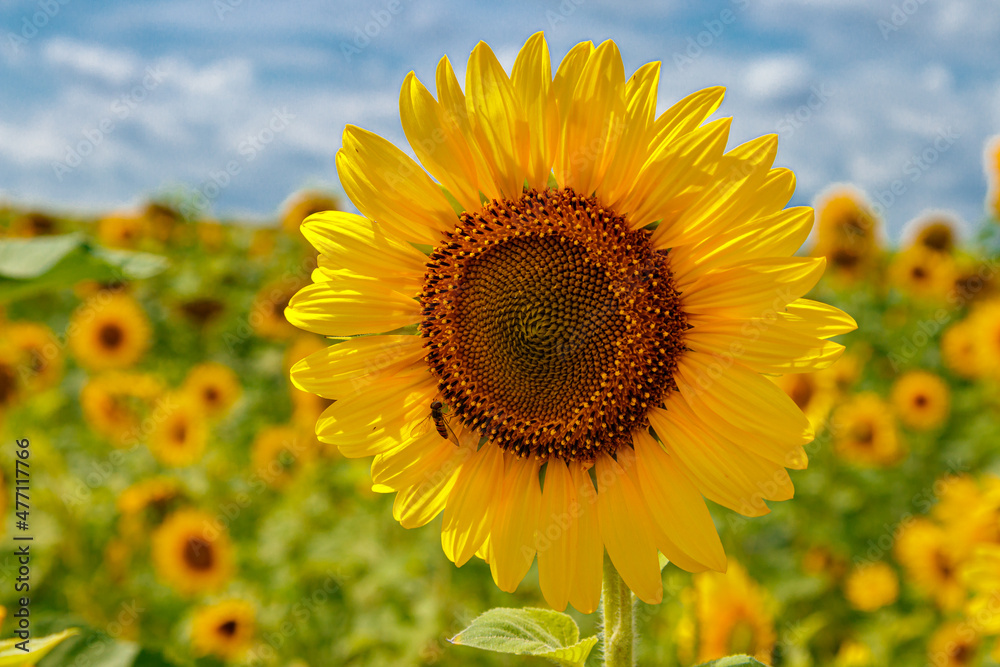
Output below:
[963,545,1000,635]
[80,372,164,446]
[834,639,874,667]
[941,320,980,379]
[0,345,24,418]
[907,213,960,254]
[191,599,256,661]
[967,300,1000,378]
[98,213,150,249]
[152,509,232,596]
[251,280,303,341]
[142,201,180,243]
[832,393,905,467]
[251,425,317,489]
[3,321,63,392]
[889,246,958,302]
[890,370,950,431]
[183,362,241,419]
[118,477,184,540]
[811,185,881,281]
[985,134,1000,220]
[928,621,979,667]
[771,370,836,432]
[844,561,899,611]
[10,211,58,237]
[286,33,854,610]
[68,292,151,371]
[280,189,340,236]
[148,393,209,467]
[285,336,334,429]
[934,475,1000,555]
[895,518,966,610]
[685,561,776,664]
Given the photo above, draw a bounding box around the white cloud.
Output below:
[42,38,137,84]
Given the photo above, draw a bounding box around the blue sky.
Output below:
[2,0,999,239]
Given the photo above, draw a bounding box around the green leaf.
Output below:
[449,607,599,666]
[0,234,168,302]
[695,655,770,667]
[0,628,79,665]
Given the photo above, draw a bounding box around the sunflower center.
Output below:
[183,536,215,570]
[218,620,238,637]
[913,393,928,408]
[0,363,17,405]
[99,323,125,350]
[420,188,687,461]
[788,376,814,410]
[204,386,220,405]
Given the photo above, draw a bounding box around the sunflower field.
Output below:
[2,41,1000,667]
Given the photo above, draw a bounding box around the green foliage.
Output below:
[450,608,598,666]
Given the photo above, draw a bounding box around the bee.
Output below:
[411,399,460,446]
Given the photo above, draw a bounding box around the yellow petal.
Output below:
[285,280,421,337]
[441,442,505,566]
[783,299,858,337]
[596,452,663,604]
[393,442,472,528]
[555,40,626,195]
[599,61,660,203]
[568,461,603,614]
[489,456,542,592]
[685,319,845,374]
[632,430,726,572]
[511,31,557,190]
[337,125,455,244]
[372,428,464,490]
[290,335,426,399]
[400,71,482,211]
[537,457,576,611]
[646,86,726,158]
[465,42,529,199]
[552,41,595,128]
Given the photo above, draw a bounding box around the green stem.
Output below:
[601,555,635,667]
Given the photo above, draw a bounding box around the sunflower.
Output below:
[68,293,151,371]
[148,394,209,467]
[771,370,836,432]
[281,189,340,236]
[251,425,316,489]
[941,320,980,379]
[142,201,180,243]
[80,372,164,446]
[10,211,58,237]
[4,321,63,392]
[834,639,875,667]
[284,336,335,428]
[0,345,23,418]
[152,508,233,596]
[963,545,1000,635]
[252,280,304,341]
[888,246,957,302]
[183,362,241,419]
[985,134,1000,220]
[118,477,184,540]
[679,561,776,665]
[286,33,854,610]
[98,213,150,249]
[895,518,966,610]
[934,475,1000,554]
[844,561,898,612]
[967,300,1000,378]
[832,393,905,467]
[191,599,256,661]
[906,213,960,254]
[811,185,881,282]
[928,622,979,667]
[890,370,950,431]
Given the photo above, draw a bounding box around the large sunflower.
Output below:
[287,33,854,610]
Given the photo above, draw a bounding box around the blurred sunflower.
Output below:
[191,599,256,661]
[281,189,340,236]
[832,393,904,467]
[148,394,209,467]
[284,336,335,428]
[895,518,966,610]
[80,372,163,445]
[142,201,180,243]
[928,621,979,667]
[118,477,184,540]
[772,370,836,431]
[286,33,854,610]
[10,211,58,237]
[844,561,899,612]
[183,362,241,419]
[941,320,980,379]
[252,280,304,341]
[4,321,63,392]
[933,475,1000,553]
[811,186,881,282]
[967,300,1000,377]
[963,545,1000,636]
[678,561,776,665]
[68,293,151,371]
[98,213,149,249]
[153,508,232,596]
[888,246,957,302]
[890,370,950,431]
[251,425,316,489]
[0,345,24,418]
[907,213,960,254]
[984,134,1000,220]
[834,639,875,667]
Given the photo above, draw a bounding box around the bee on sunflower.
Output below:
[285,32,854,633]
